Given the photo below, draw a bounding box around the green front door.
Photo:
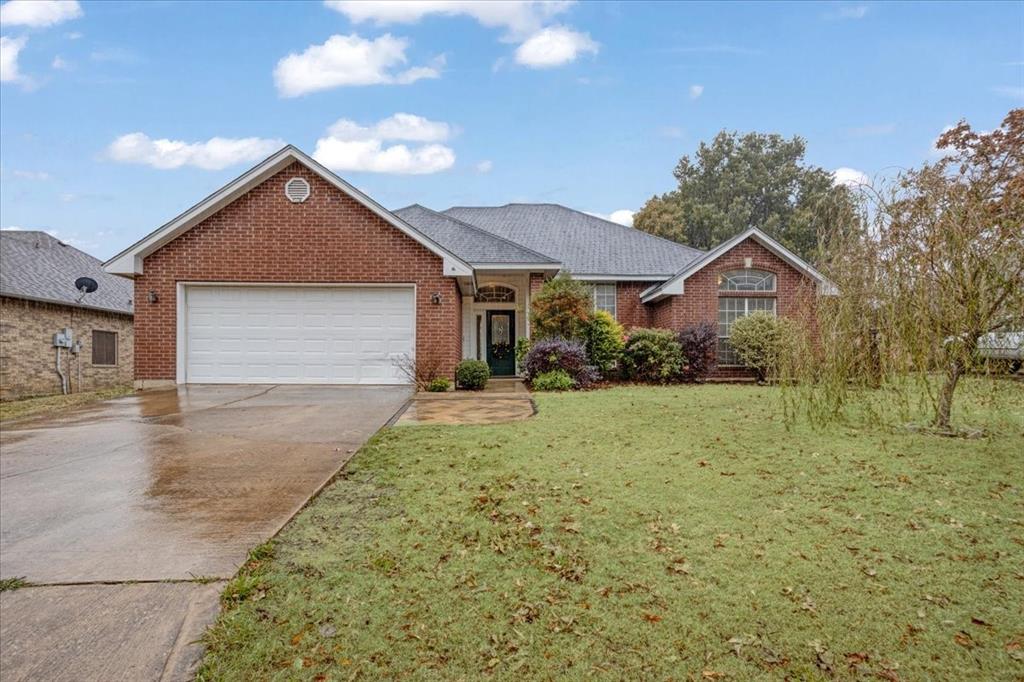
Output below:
[486,311,516,376]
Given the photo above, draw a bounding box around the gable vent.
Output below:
[284,177,311,203]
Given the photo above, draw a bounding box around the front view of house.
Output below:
[104,146,831,386]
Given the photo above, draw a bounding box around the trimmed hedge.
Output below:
[455,360,490,390]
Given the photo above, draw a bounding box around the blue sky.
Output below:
[1,0,1021,258]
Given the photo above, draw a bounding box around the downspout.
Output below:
[55,347,68,395]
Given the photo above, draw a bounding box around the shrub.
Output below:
[531,369,575,392]
[455,360,490,390]
[426,377,451,392]
[392,353,443,390]
[530,273,592,340]
[522,337,599,388]
[622,328,683,383]
[582,310,625,377]
[728,312,795,382]
[515,337,531,368]
[677,322,718,382]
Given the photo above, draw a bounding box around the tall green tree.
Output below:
[634,130,855,259]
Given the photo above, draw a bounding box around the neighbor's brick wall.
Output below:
[134,162,461,382]
[647,237,818,378]
[0,296,133,400]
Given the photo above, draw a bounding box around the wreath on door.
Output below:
[491,341,512,360]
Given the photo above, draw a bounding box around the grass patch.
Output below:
[200,382,1024,680]
[0,577,31,592]
[0,385,133,422]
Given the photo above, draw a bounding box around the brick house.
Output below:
[1,231,134,400]
[104,145,832,387]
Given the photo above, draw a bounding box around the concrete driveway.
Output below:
[0,384,411,681]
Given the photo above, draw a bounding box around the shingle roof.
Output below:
[442,204,704,277]
[1,231,134,314]
[393,204,559,265]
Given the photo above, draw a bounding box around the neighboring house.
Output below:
[1,231,134,400]
[103,145,831,387]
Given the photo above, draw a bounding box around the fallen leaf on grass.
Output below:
[954,631,975,649]
[970,617,992,627]
[701,670,724,679]
[642,612,662,623]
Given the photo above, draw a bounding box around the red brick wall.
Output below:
[644,237,819,378]
[615,281,654,329]
[134,162,461,382]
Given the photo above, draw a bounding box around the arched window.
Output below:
[718,269,776,292]
[474,285,516,303]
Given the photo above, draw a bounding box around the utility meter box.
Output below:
[53,328,73,348]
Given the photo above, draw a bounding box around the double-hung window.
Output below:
[717,269,776,365]
[591,283,617,318]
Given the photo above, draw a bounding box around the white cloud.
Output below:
[824,4,868,19]
[659,126,684,139]
[326,113,452,142]
[0,35,27,83]
[0,0,81,27]
[65,30,81,39]
[106,133,285,170]
[689,84,704,100]
[514,25,598,68]
[11,169,50,180]
[608,209,634,226]
[324,0,573,40]
[313,114,456,175]
[832,167,870,187]
[992,85,1024,100]
[475,159,493,173]
[51,54,68,69]
[274,33,441,97]
[587,209,635,227]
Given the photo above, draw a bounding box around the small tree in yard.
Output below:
[530,273,592,340]
[789,109,1024,431]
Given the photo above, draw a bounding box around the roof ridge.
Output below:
[410,204,559,263]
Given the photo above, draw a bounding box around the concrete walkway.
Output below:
[396,378,535,425]
[0,384,411,681]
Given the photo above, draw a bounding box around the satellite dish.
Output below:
[75,277,99,294]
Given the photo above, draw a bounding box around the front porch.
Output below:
[461,272,536,377]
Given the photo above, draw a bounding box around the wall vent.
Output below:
[284,177,311,203]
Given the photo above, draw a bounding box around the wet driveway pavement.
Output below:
[0,384,411,681]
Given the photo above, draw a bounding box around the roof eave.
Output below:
[0,291,134,316]
[640,228,837,303]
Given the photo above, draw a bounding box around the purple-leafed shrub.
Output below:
[522,337,599,389]
[678,322,718,382]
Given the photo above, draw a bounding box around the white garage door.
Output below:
[184,285,415,384]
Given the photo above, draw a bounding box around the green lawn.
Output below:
[0,385,133,422]
[200,382,1024,681]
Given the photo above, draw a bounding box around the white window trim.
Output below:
[590,282,617,319]
[718,269,777,293]
[717,296,777,366]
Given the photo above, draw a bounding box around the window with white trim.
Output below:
[718,269,776,292]
[717,297,776,365]
[591,283,617,318]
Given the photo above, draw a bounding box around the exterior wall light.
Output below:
[431,292,443,305]
[148,290,159,304]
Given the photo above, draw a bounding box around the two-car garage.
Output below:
[181,285,415,385]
